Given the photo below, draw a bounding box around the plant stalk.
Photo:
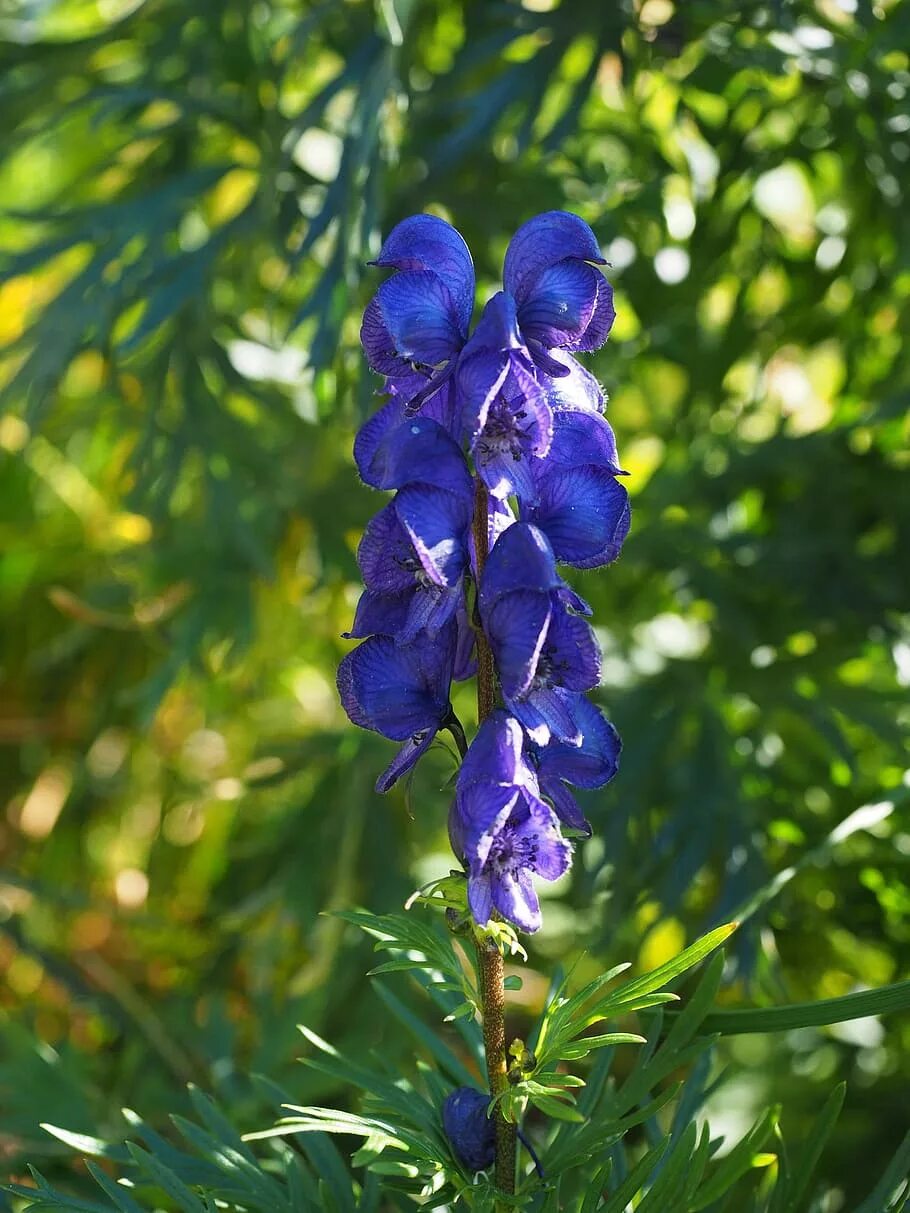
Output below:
[471,478,517,1199]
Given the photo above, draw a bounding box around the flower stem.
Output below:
[471,479,517,1200]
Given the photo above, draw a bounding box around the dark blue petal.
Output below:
[521,799,573,880]
[354,391,456,487]
[526,466,631,569]
[451,782,521,867]
[373,215,475,334]
[504,211,605,300]
[517,260,603,349]
[568,272,616,352]
[394,485,472,587]
[337,631,452,741]
[536,697,622,791]
[442,1087,495,1173]
[485,590,552,699]
[376,729,437,794]
[453,601,477,682]
[458,710,528,789]
[466,290,524,352]
[539,779,591,835]
[479,522,561,612]
[344,589,410,639]
[360,294,405,376]
[457,348,511,440]
[507,686,584,747]
[544,609,601,692]
[359,415,472,499]
[374,271,464,366]
[467,869,495,928]
[358,503,417,594]
[543,409,623,475]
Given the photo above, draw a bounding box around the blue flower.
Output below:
[336,622,456,792]
[449,711,572,932]
[456,292,553,501]
[503,210,615,378]
[523,408,631,569]
[479,523,600,746]
[528,697,621,836]
[442,1087,495,1172]
[360,215,474,413]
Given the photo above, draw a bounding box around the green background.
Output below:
[1,0,908,1203]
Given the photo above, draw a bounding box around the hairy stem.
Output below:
[471,478,517,1199]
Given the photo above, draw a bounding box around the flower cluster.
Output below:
[338,211,628,931]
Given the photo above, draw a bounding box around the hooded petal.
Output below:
[457,348,511,441]
[358,502,417,594]
[526,466,631,568]
[485,591,552,699]
[458,710,528,789]
[372,214,475,334]
[504,211,605,300]
[359,415,472,498]
[466,290,523,352]
[479,522,561,612]
[569,272,616,351]
[517,260,605,350]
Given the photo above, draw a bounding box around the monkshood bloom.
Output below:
[346,416,474,643]
[442,1087,495,1173]
[524,407,631,568]
[478,522,600,747]
[456,292,552,501]
[527,697,621,836]
[360,215,474,414]
[449,711,571,931]
[336,620,457,793]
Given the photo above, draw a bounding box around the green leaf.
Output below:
[699,979,910,1035]
[771,1082,845,1213]
[529,1093,585,1123]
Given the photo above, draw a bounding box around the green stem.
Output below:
[471,478,517,1200]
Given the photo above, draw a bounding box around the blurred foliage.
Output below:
[1,0,909,1204]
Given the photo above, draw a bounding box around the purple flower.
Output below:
[523,408,631,569]
[449,712,571,932]
[479,523,600,746]
[456,293,552,501]
[442,1087,494,1172]
[336,622,456,793]
[503,210,615,378]
[354,413,472,499]
[528,697,621,836]
[360,215,474,413]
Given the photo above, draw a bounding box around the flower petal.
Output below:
[517,260,603,349]
[372,214,475,333]
[504,211,605,300]
[544,608,601,692]
[337,632,452,741]
[374,271,464,366]
[542,352,605,412]
[485,591,552,699]
[376,728,437,793]
[544,409,623,475]
[360,415,473,498]
[394,485,472,587]
[493,870,541,933]
[509,686,584,747]
[344,589,410,639]
[358,503,417,594]
[539,778,591,835]
[524,801,573,880]
[457,782,522,867]
[459,710,527,789]
[526,466,631,568]
[536,697,621,791]
[467,869,495,927]
[354,391,456,487]
[479,522,561,612]
[442,1088,496,1173]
